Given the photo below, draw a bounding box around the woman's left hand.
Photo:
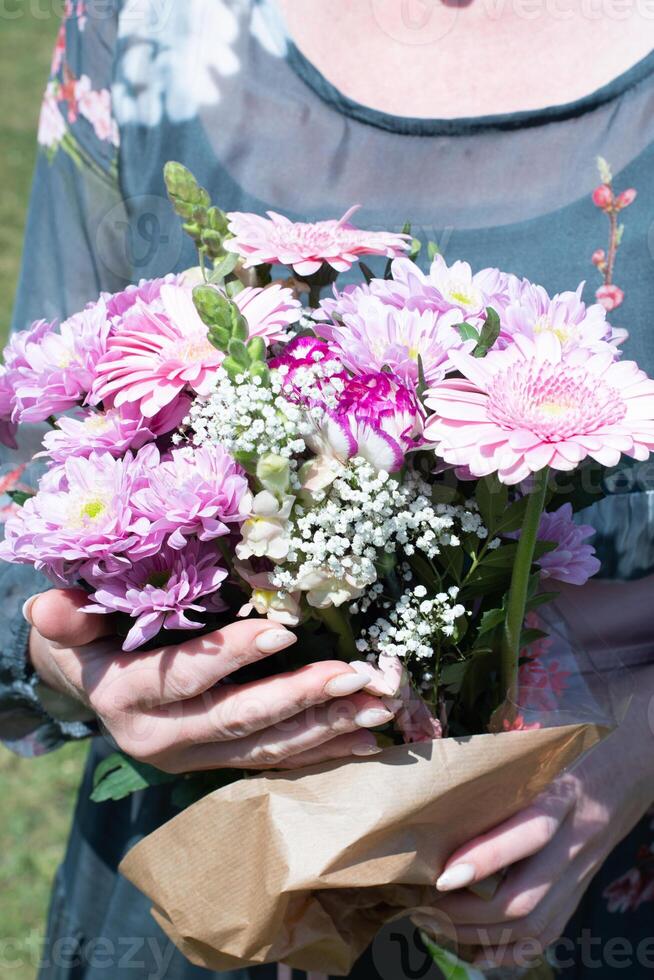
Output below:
[417,666,654,970]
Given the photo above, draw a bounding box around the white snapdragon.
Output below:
[235,491,295,562]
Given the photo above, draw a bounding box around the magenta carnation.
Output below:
[83,539,228,652]
[41,399,191,462]
[0,448,159,584]
[132,444,250,550]
[424,333,654,484]
[7,306,109,423]
[225,206,410,277]
[337,373,423,451]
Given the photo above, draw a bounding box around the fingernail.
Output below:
[255,629,297,654]
[22,595,39,626]
[324,672,370,697]
[354,706,394,728]
[350,739,382,757]
[436,862,476,892]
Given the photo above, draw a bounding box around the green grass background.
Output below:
[0,9,87,979]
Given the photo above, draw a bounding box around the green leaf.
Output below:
[440,661,468,692]
[492,495,529,536]
[91,753,175,803]
[7,490,34,507]
[478,542,519,568]
[427,241,440,261]
[473,307,501,358]
[416,354,427,400]
[420,934,486,980]
[456,322,480,343]
[526,590,559,611]
[475,474,508,534]
[477,606,506,636]
[520,627,550,648]
[209,251,239,283]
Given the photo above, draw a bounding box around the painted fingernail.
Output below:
[22,595,39,626]
[354,707,394,728]
[255,629,297,654]
[351,739,383,757]
[324,672,370,697]
[436,862,476,892]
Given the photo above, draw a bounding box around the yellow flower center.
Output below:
[533,314,576,345]
[81,499,106,520]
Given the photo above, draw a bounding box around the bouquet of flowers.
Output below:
[0,162,648,975]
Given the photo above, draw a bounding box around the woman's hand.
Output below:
[25,589,392,773]
[416,667,654,969]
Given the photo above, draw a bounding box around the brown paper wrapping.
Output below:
[120,723,604,976]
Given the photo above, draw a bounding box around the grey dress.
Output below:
[2,2,654,977]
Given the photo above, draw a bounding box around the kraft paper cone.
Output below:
[121,722,604,976]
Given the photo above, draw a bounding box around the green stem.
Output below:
[308,282,322,309]
[315,605,358,660]
[501,467,549,703]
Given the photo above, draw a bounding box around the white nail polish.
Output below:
[255,629,297,654]
[324,673,369,697]
[350,741,382,757]
[354,707,394,729]
[436,862,476,892]
[22,595,38,625]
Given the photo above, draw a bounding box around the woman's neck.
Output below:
[276,0,654,117]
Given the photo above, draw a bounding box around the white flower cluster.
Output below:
[186,368,307,461]
[355,584,467,662]
[270,459,484,609]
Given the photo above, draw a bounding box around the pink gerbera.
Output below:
[424,333,654,484]
[224,206,411,277]
[83,539,228,652]
[92,284,223,418]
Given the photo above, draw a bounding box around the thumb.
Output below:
[24,589,116,649]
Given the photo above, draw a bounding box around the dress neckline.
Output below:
[262,2,654,136]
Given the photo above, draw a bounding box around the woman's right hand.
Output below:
[25,589,392,772]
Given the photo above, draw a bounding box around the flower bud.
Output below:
[591,249,606,266]
[595,283,624,311]
[592,184,613,209]
[616,188,637,209]
[257,453,291,495]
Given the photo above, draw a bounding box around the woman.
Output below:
[2,1,654,976]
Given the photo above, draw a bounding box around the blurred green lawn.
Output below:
[0,10,87,979]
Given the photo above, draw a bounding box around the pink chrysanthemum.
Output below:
[41,399,191,462]
[424,333,654,484]
[132,444,249,550]
[225,206,411,277]
[502,281,617,352]
[0,370,17,449]
[316,292,466,386]
[0,448,159,585]
[7,307,109,423]
[392,255,512,322]
[533,503,600,585]
[83,539,228,652]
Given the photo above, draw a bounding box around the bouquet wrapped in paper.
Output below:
[0,162,648,974]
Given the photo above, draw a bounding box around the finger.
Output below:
[154,662,380,743]
[25,589,116,648]
[265,730,382,769]
[53,619,300,713]
[174,694,394,771]
[435,788,574,894]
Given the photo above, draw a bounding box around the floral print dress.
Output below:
[1,2,654,977]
